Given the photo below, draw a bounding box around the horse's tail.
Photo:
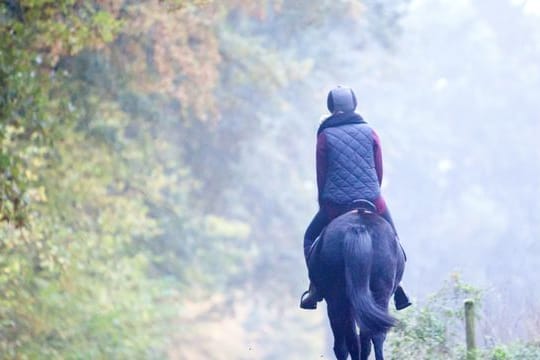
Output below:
[343,224,395,333]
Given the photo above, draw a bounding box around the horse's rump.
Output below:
[310,210,404,333]
[307,211,380,287]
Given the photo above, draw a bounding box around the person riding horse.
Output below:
[300,86,411,310]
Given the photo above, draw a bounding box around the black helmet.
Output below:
[327,86,357,113]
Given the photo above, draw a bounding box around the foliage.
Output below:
[388,276,540,360]
[2,0,539,358]
[0,0,120,226]
[1,0,226,356]
[486,343,540,360]
[1,0,329,357]
[388,274,482,359]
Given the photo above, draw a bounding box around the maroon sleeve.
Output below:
[372,129,383,186]
[316,132,328,200]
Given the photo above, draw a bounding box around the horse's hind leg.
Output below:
[344,311,359,360]
[372,332,387,360]
[359,331,372,360]
[327,299,348,360]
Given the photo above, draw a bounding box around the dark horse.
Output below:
[308,208,405,360]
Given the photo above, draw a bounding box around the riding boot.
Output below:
[300,283,323,310]
[394,285,412,310]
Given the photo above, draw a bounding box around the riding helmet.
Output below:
[327,86,357,113]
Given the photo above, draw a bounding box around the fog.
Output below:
[350,0,540,341]
[2,0,540,358]
[234,0,540,352]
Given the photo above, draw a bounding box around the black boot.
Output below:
[300,283,323,310]
[394,285,412,310]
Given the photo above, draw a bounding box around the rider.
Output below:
[300,86,411,310]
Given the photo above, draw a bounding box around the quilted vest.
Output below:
[321,124,380,205]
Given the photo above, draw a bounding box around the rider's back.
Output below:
[320,123,380,206]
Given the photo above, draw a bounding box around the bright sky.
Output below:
[511,0,540,15]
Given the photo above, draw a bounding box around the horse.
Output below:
[308,207,405,360]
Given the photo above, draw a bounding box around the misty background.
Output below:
[1,0,539,358]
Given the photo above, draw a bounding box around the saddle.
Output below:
[349,199,377,214]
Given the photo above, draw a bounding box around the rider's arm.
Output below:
[316,132,328,201]
[372,130,383,186]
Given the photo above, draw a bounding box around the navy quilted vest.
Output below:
[321,124,380,205]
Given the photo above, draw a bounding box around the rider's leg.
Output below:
[300,209,330,310]
[376,201,407,261]
[380,207,408,257]
[379,207,398,236]
[303,209,330,260]
[376,197,412,311]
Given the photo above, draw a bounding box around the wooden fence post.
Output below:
[464,299,476,360]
